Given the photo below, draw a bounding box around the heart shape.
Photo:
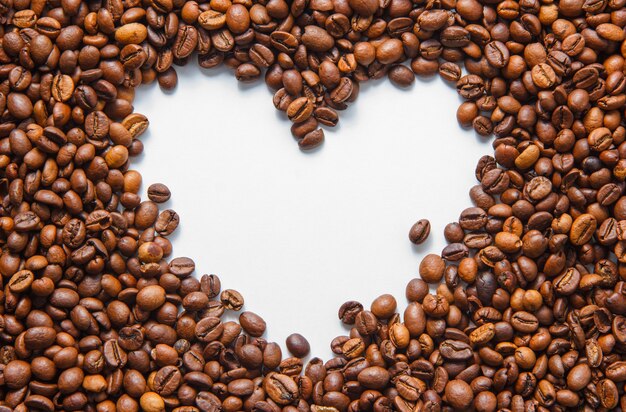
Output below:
[132,63,489,358]
[2,0,625,409]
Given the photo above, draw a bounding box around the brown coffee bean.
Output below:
[419,254,445,283]
[103,340,128,368]
[570,213,597,245]
[510,311,539,333]
[299,129,324,150]
[287,97,314,123]
[409,219,430,244]
[24,326,57,350]
[388,65,415,87]
[371,294,397,319]
[4,360,31,389]
[358,366,390,389]
[302,26,334,52]
[221,289,244,310]
[286,333,310,358]
[338,301,363,324]
[155,209,179,236]
[148,183,171,203]
[115,23,148,44]
[264,373,299,405]
[349,0,378,16]
[566,363,591,391]
[531,63,557,88]
[8,269,34,292]
[355,310,379,335]
[137,285,166,311]
[239,311,266,337]
[376,39,403,64]
[484,41,510,68]
[444,380,473,410]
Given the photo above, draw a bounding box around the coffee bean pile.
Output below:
[1,0,626,409]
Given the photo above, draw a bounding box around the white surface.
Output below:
[132,64,490,360]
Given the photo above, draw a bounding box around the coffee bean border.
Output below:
[0,0,626,410]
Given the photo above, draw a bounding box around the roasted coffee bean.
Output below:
[338,301,363,324]
[484,41,510,68]
[409,219,430,245]
[147,183,172,203]
[286,333,310,358]
[419,254,445,283]
[371,294,397,319]
[287,97,314,123]
[264,373,299,405]
[388,65,415,88]
[299,129,325,150]
[239,311,266,337]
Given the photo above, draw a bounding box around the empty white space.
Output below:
[132,63,490,360]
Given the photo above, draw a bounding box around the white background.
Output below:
[132,64,489,360]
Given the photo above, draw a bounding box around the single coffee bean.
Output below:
[239,311,266,337]
[286,333,310,358]
[338,301,363,324]
[299,129,324,150]
[388,65,415,87]
[147,183,171,203]
[264,373,299,405]
[419,254,445,283]
[409,219,430,244]
[371,294,397,319]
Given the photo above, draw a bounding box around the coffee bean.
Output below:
[510,311,539,333]
[286,333,310,358]
[4,360,31,389]
[567,363,591,391]
[287,97,314,123]
[348,0,378,16]
[419,254,445,283]
[299,129,324,150]
[147,183,171,203]
[314,107,338,127]
[439,62,462,82]
[140,392,165,412]
[338,301,363,324]
[270,31,299,53]
[239,311,266,337]
[440,339,473,361]
[355,310,379,335]
[484,41,510,68]
[444,380,473,410]
[24,326,57,350]
[329,78,353,104]
[115,23,148,44]
[358,366,390,389]
[264,373,299,405]
[155,209,179,236]
[570,213,597,245]
[409,219,430,244]
[388,65,415,87]
[301,26,334,52]
[531,63,557,89]
[103,339,128,368]
[137,285,166,311]
[8,269,34,292]
[598,379,619,409]
[195,317,223,342]
[371,294,397,319]
[221,289,244,310]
